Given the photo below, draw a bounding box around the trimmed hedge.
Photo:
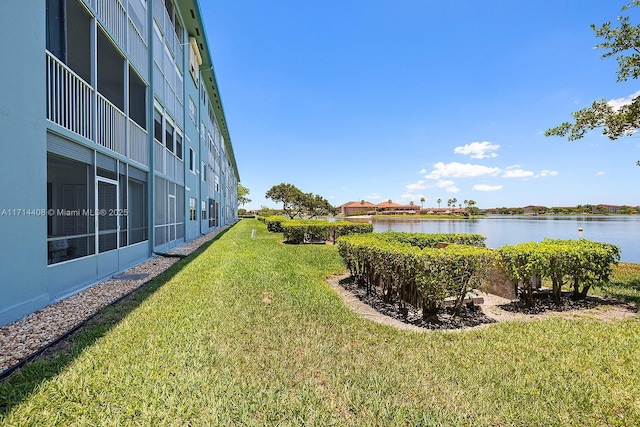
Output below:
[281,220,373,244]
[497,239,620,305]
[337,233,497,317]
[372,230,486,248]
[259,216,288,233]
[338,232,621,314]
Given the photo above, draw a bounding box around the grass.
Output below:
[1,219,640,425]
[598,262,640,304]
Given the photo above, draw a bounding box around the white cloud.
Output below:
[445,185,460,193]
[366,193,382,200]
[502,169,534,178]
[596,171,606,176]
[425,162,501,179]
[454,141,500,159]
[436,180,455,188]
[608,90,640,110]
[501,166,558,179]
[405,180,431,191]
[536,170,559,177]
[418,168,427,174]
[473,184,503,192]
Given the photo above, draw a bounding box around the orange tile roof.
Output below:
[340,201,377,208]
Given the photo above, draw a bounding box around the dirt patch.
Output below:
[327,273,639,332]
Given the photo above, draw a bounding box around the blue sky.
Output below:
[199,1,640,210]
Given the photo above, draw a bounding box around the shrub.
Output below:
[497,239,620,305]
[282,220,373,244]
[337,233,496,319]
[263,216,287,233]
[373,231,486,248]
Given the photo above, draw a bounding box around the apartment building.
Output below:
[0,0,240,326]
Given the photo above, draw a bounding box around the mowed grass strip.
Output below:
[1,219,640,426]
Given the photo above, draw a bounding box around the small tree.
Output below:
[546,1,640,164]
[237,184,251,206]
[301,193,336,218]
[265,183,335,219]
[265,183,305,218]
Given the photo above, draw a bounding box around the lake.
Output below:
[349,215,640,263]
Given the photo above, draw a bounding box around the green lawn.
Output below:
[1,219,640,426]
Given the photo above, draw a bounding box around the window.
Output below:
[46,0,91,82]
[188,37,202,85]
[189,198,197,220]
[97,27,125,111]
[128,168,148,244]
[47,152,95,264]
[165,121,174,152]
[164,0,174,23]
[153,177,184,246]
[201,200,206,220]
[201,161,206,182]
[154,109,162,143]
[189,148,195,173]
[176,133,183,160]
[174,15,183,44]
[189,97,196,123]
[129,67,147,129]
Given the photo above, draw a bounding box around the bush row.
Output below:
[337,232,621,315]
[337,233,497,318]
[369,230,486,248]
[258,216,287,233]
[497,239,620,305]
[258,216,374,243]
[282,220,374,244]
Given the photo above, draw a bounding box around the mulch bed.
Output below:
[499,291,604,315]
[337,276,630,330]
[338,276,496,330]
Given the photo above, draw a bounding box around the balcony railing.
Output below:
[154,140,165,174]
[96,0,127,50]
[46,51,93,140]
[129,119,148,166]
[128,17,148,80]
[97,94,126,155]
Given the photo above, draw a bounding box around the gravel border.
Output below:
[0,224,233,378]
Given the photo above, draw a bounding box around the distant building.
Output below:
[338,201,377,216]
[375,201,415,214]
[593,204,624,214]
[0,0,240,326]
[339,201,466,216]
[523,205,546,215]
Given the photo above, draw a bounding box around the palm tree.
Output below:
[437,198,442,209]
[420,197,425,209]
[468,200,477,217]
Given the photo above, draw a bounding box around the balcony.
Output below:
[46,52,93,141]
[46,51,149,167]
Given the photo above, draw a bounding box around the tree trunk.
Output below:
[550,275,562,306]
